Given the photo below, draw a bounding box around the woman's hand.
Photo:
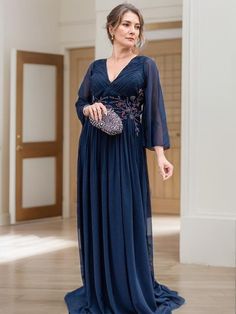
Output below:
[83,102,107,121]
[156,154,174,181]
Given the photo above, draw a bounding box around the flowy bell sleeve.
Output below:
[75,62,93,126]
[141,57,170,151]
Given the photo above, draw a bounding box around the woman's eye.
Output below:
[122,23,140,30]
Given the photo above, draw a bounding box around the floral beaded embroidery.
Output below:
[92,88,144,136]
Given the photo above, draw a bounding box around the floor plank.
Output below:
[0,215,235,314]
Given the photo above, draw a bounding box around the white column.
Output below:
[0,1,10,225]
[0,0,3,224]
[180,0,236,267]
[95,0,116,59]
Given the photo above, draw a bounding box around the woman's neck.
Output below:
[109,46,137,61]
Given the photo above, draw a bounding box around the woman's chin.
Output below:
[119,43,136,50]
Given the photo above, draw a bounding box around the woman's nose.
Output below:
[129,27,135,34]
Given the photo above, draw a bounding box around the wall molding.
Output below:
[59,40,94,49]
[96,4,183,12]
[145,28,182,41]
[145,20,182,31]
[192,210,236,219]
[59,19,95,27]
[182,212,236,220]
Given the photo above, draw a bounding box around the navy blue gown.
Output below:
[64,55,186,313]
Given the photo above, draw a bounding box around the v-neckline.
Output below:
[104,55,139,84]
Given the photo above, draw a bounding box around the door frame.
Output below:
[9,49,63,223]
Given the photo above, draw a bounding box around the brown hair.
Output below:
[106,3,145,48]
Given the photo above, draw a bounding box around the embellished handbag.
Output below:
[88,106,123,135]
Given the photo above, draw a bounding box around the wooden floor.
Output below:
[0,215,235,314]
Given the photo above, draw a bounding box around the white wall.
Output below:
[59,0,96,48]
[0,0,60,225]
[180,0,236,267]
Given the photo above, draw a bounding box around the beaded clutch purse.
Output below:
[88,107,123,135]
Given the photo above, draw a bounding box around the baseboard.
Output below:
[180,215,236,267]
[0,211,10,225]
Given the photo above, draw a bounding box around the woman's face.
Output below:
[111,11,140,49]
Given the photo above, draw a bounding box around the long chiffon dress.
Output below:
[64,55,186,313]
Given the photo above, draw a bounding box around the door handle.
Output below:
[16,145,23,151]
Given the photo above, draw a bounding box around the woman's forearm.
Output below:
[154,146,165,157]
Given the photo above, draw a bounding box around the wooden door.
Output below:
[69,48,95,216]
[141,39,182,214]
[10,50,63,222]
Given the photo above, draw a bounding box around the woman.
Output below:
[64,3,186,313]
